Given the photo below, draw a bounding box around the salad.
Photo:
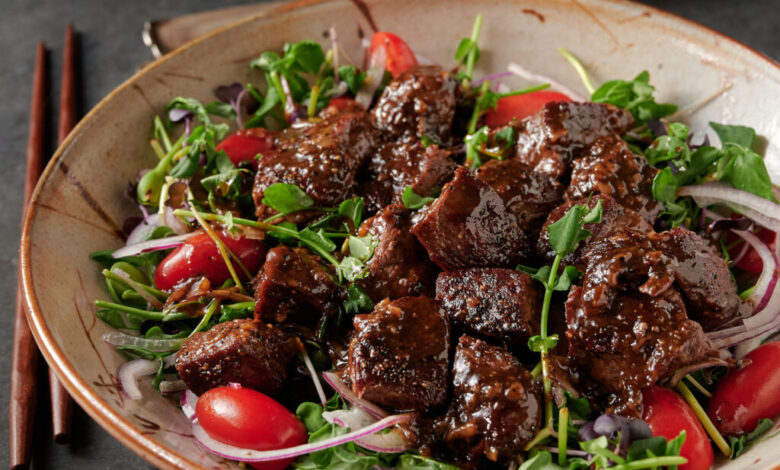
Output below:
[90,14,780,470]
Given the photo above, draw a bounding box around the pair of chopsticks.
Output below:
[10,24,78,470]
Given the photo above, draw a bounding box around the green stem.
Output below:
[102,269,167,300]
[462,13,483,88]
[94,300,189,321]
[523,423,554,451]
[557,407,568,466]
[153,116,172,152]
[611,456,688,470]
[530,361,542,379]
[307,86,320,118]
[676,381,730,456]
[497,83,551,99]
[684,373,712,398]
[558,47,596,95]
[467,82,490,134]
[540,254,562,424]
[189,299,220,338]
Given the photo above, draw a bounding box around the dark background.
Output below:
[1,0,777,468]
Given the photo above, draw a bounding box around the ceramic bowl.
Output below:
[20,0,780,468]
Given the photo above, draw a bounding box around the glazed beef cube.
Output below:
[515,101,634,179]
[412,167,530,270]
[372,66,458,143]
[436,268,540,348]
[254,246,343,324]
[175,319,297,396]
[356,204,437,302]
[567,135,662,223]
[360,140,457,212]
[475,158,564,235]
[253,110,379,219]
[348,296,449,412]
[537,195,653,268]
[441,335,541,465]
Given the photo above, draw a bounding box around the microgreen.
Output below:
[262,182,316,214]
[338,65,366,95]
[402,186,436,209]
[455,13,483,87]
[590,71,677,125]
[728,418,776,459]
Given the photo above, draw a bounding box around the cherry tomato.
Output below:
[643,386,713,470]
[154,231,266,291]
[369,32,418,78]
[707,342,780,435]
[216,128,276,168]
[324,96,361,113]
[196,386,308,470]
[728,229,776,274]
[483,90,572,128]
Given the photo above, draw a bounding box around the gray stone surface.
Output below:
[0,0,777,468]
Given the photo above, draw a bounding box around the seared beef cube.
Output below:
[372,66,457,143]
[360,140,457,212]
[475,158,564,235]
[567,135,662,223]
[441,335,541,465]
[515,101,634,179]
[357,204,437,301]
[537,195,653,268]
[253,111,379,219]
[412,167,530,270]
[175,319,297,396]
[348,296,449,411]
[436,268,540,348]
[254,246,343,324]
[566,287,718,417]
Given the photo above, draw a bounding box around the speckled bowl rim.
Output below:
[18,1,780,469]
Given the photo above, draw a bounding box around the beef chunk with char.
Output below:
[475,158,564,236]
[254,246,343,325]
[514,101,634,179]
[175,319,298,396]
[360,140,457,212]
[412,167,530,270]
[357,204,437,302]
[440,335,541,465]
[253,110,379,220]
[348,296,449,412]
[436,268,540,349]
[537,195,653,269]
[567,135,662,223]
[372,66,458,143]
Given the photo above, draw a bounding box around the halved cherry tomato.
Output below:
[154,231,266,290]
[707,342,780,435]
[369,32,418,78]
[728,228,776,274]
[483,90,572,128]
[196,386,307,470]
[216,128,276,169]
[643,386,713,470]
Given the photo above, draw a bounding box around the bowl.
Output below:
[20,0,780,468]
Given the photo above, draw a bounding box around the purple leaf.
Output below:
[169,107,193,123]
[214,82,244,104]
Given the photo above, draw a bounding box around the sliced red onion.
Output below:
[356,47,385,109]
[181,389,199,420]
[678,183,780,232]
[118,358,160,400]
[191,413,410,463]
[159,379,186,394]
[162,206,190,235]
[299,347,327,406]
[102,331,182,352]
[322,371,387,419]
[669,358,730,385]
[322,408,409,453]
[506,62,586,101]
[735,230,777,311]
[112,232,195,258]
[111,268,163,309]
[126,219,159,246]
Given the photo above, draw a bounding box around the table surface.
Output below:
[1,0,778,468]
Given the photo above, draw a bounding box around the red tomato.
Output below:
[154,231,266,290]
[196,386,307,470]
[483,90,572,128]
[729,229,776,274]
[643,386,713,470]
[707,342,780,435]
[216,128,276,168]
[369,32,418,78]
[325,96,361,113]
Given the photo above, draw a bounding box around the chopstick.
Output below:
[10,41,46,470]
[50,23,76,444]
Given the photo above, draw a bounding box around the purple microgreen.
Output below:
[168,107,193,123]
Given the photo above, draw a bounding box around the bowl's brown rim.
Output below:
[18,0,780,469]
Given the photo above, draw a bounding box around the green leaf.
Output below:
[494,126,516,148]
[518,264,551,285]
[402,186,436,209]
[337,256,367,282]
[218,302,255,323]
[343,285,373,315]
[454,38,479,62]
[590,71,677,125]
[517,451,564,470]
[200,169,245,200]
[347,235,377,262]
[565,392,591,421]
[262,183,315,214]
[528,334,559,352]
[546,202,600,258]
[582,199,603,224]
[204,101,236,120]
[553,265,581,291]
[710,122,756,149]
[627,436,667,460]
[652,167,678,204]
[676,146,722,186]
[289,40,326,74]
[266,221,299,243]
[396,454,460,470]
[298,228,337,253]
[729,418,775,458]
[337,197,365,228]
[296,402,328,433]
[716,143,773,200]
[338,66,366,95]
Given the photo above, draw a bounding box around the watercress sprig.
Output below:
[455,13,483,87]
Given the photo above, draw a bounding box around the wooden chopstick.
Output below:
[10,41,46,470]
[50,23,76,444]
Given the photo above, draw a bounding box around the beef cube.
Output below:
[436,268,540,348]
[254,246,343,324]
[475,158,564,235]
[537,195,653,268]
[412,167,530,270]
[175,319,297,396]
[348,296,449,412]
[360,140,457,212]
[357,204,437,302]
[372,66,458,143]
[253,111,379,219]
[441,335,542,465]
[567,135,662,223]
[515,101,634,179]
